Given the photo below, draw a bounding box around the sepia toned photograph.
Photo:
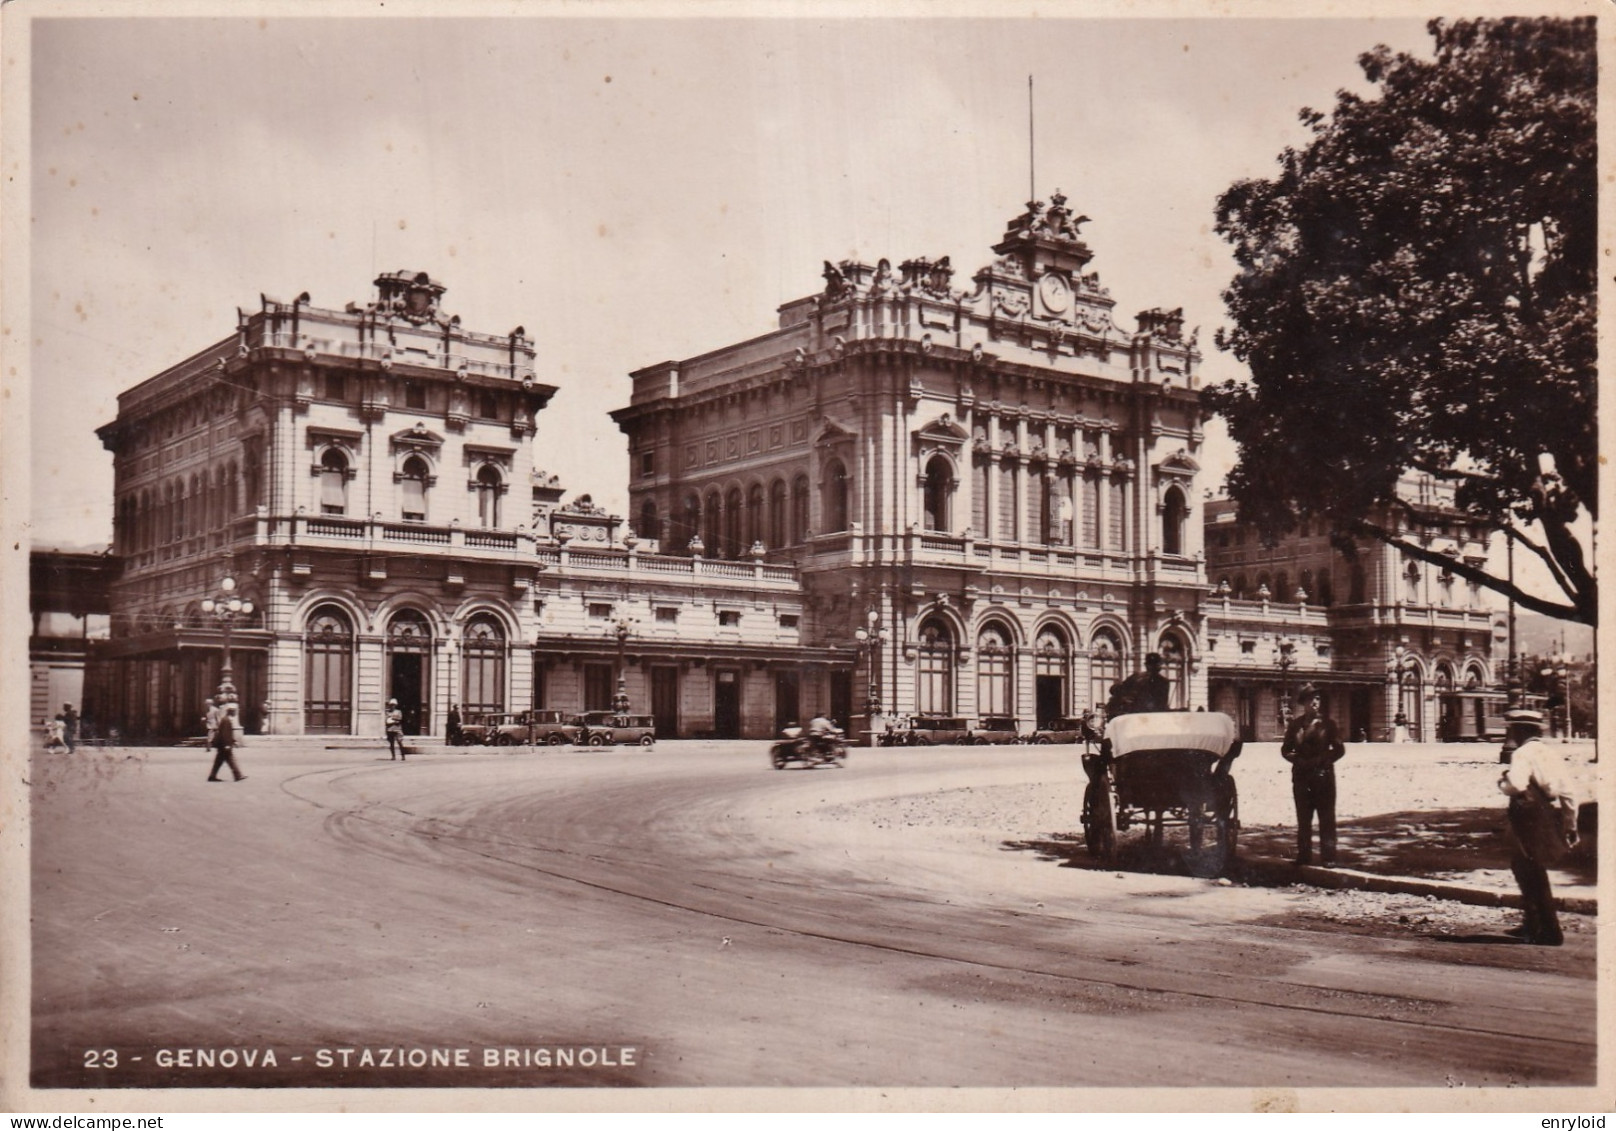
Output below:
[2,0,1605,1114]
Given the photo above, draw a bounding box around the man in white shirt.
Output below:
[1497,709,1577,946]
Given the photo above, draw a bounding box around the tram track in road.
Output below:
[277,754,1596,1080]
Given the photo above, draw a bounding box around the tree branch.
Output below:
[1498,521,1580,605]
[1349,518,1590,625]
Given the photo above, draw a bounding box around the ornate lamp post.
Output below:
[1387,643,1419,741]
[199,576,254,710]
[1273,638,1296,731]
[610,613,638,714]
[1540,659,1570,741]
[853,608,890,743]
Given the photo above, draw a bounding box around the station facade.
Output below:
[87,196,1211,741]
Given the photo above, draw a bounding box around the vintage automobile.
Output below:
[969,717,1023,745]
[456,712,515,746]
[491,709,584,746]
[575,711,658,747]
[903,716,973,746]
[1027,715,1103,745]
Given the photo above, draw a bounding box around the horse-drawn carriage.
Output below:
[1080,711,1243,872]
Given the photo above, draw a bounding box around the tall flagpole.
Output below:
[1028,75,1036,201]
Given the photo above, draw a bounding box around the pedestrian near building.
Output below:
[207,706,246,782]
[1497,709,1578,946]
[44,717,68,752]
[59,703,80,753]
[1392,709,1410,744]
[203,698,221,749]
[447,703,462,747]
[1281,683,1345,866]
[385,699,406,760]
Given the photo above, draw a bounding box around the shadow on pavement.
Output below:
[1004,805,1598,890]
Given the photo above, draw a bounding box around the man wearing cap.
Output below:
[1498,709,1577,946]
[385,699,406,761]
[1281,683,1345,866]
[1106,653,1172,720]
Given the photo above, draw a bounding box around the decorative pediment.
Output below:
[463,443,515,471]
[1154,448,1201,478]
[389,422,444,454]
[914,413,969,448]
[306,425,363,453]
[813,421,858,450]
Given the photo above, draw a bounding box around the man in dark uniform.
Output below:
[1281,683,1345,866]
[1106,653,1171,720]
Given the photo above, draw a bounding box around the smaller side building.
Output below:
[1202,478,1503,742]
[30,550,114,734]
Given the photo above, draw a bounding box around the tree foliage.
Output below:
[1206,17,1596,625]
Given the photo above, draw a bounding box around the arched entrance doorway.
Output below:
[304,606,354,734]
[387,609,432,735]
[1034,626,1071,726]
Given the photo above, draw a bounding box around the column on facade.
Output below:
[355,629,386,737]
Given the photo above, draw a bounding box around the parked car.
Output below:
[575,711,658,747]
[970,717,1022,745]
[456,712,508,745]
[904,716,973,746]
[491,709,583,746]
[1028,716,1102,745]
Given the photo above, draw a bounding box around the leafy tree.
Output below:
[1206,17,1595,625]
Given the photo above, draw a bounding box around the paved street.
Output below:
[29,737,1597,1092]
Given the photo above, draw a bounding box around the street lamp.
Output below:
[853,608,891,728]
[1273,638,1296,729]
[1387,644,1419,741]
[1540,659,1570,742]
[199,576,254,710]
[610,613,639,714]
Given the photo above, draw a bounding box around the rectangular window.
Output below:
[588,603,613,620]
[654,607,678,623]
[1108,478,1125,550]
[583,663,615,711]
[1083,477,1099,548]
[640,450,655,477]
[325,373,347,401]
[972,459,989,537]
[718,610,741,627]
[778,614,799,629]
[997,465,1017,541]
[404,382,426,410]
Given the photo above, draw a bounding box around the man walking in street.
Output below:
[206,704,246,782]
[1281,683,1345,866]
[1498,709,1578,946]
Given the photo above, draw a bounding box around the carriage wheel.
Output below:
[1083,778,1117,862]
[1188,806,1205,851]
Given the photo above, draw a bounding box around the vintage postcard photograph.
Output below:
[2,0,1607,1116]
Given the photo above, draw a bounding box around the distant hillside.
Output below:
[1512,613,1594,660]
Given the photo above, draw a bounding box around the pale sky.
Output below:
[25,11,1437,553]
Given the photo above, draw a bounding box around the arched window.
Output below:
[915,617,954,716]
[226,461,239,519]
[175,479,190,542]
[319,449,349,515]
[1317,574,1333,606]
[791,475,810,544]
[724,487,744,558]
[1089,629,1122,715]
[1161,485,1187,556]
[977,623,1015,719]
[823,459,850,533]
[1299,569,1314,603]
[1034,626,1071,726]
[304,606,354,734]
[923,455,954,533]
[461,615,506,717]
[400,455,430,522]
[638,499,659,543]
[475,465,502,528]
[163,482,176,542]
[1275,572,1290,603]
[747,483,765,551]
[768,479,787,549]
[703,491,721,553]
[1159,634,1189,709]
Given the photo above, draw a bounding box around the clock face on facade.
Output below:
[1037,272,1071,316]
